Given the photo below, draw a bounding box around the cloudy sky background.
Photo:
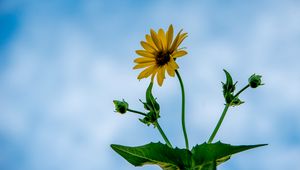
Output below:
[1,0,300,169]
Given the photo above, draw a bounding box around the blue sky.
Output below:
[1,0,300,169]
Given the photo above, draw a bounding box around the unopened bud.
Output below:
[113,99,128,114]
[248,74,263,88]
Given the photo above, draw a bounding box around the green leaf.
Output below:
[146,82,154,105]
[222,69,236,94]
[146,82,160,112]
[111,142,191,170]
[191,142,267,168]
[111,142,267,170]
[223,69,233,88]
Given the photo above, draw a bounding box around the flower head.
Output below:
[133,25,188,86]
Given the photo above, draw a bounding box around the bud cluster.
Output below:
[139,82,160,126]
[222,70,244,106]
[113,83,161,127]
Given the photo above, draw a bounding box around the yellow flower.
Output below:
[133,25,188,86]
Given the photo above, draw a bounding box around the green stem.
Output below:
[208,84,250,143]
[208,104,230,143]
[127,108,147,116]
[175,70,189,150]
[234,84,250,98]
[155,122,173,148]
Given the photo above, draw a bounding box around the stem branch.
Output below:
[207,84,250,143]
[234,84,250,98]
[208,104,229,143]
[127,109,147,116]
[155,122,173,148]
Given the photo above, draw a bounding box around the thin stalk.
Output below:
[208,84,250,143]
[127,108,147,116]
[234,84,250,98]
[208,104,230,143]
[175,70,189,150]
[155,122,173,148]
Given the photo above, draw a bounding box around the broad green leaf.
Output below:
[193,160,216,170]
[191,141,267,168]
[111,142,191,170]
[111,142,267,170]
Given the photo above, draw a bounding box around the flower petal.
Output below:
[158,28,166,51]
[145,34,158,50]
[166,63,175,77]
[134,57,155,63]
[133,62,154,69]
[174,33,188,50]
[170,29,183,52]
[156,66,165,86]
[150,29,162,50]
[151,67,158,82]
[135,50,155,58]
[137,65,156,79]
[169,58,179,70]
[166,25,174,50]
[140,41,156,53]
[172,50,187,58]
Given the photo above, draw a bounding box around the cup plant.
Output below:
[111,25,266,170]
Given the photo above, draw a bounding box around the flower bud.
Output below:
[139,110,160,126]
[248,74,263,88]
[113,99,128,114]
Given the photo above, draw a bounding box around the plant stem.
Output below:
[127,108,147,116]
[155,122,173,148]
[175,70,189,150]
[208,104,230,143]
[207,84,250,143]
[234,84,250,98]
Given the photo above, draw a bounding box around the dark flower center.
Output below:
[156,51,171,66]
